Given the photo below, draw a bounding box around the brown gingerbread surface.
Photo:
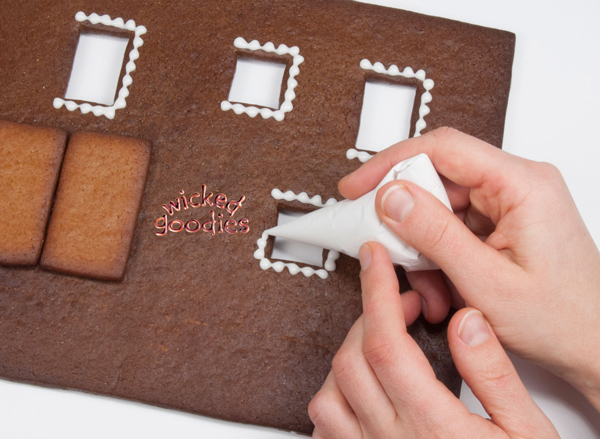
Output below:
[0,0,514,434]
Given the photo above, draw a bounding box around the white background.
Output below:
[2,0,600,437]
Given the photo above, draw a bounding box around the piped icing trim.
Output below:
[221,37,304,122]
[253,189,340,279]
[271,188,338,208]
[347,59,434,162]
[53,11,147,120]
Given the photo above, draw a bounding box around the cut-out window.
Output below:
[228,57,287,110]
[65,32,129,106]
[271,210,324,267]
[53,11,147,120]
[221,37,304,121]
[355,81,416,153]
[346,60,434,163]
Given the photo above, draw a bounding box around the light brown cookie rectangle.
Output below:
[0,120,67,266]
[40,132,151,280]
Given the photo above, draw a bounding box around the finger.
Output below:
[358,242,455,410]
[339,127,520,201]
[401,289,422,326]
[330,315,397,436]
[308,372,362,439]
[375,180,517,296]
[406,270,451,324]
[448,308,560,437]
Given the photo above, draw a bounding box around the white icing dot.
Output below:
[388,64,400,75]
[246,107,260,118]
[234,37,246,48]
[52,98,64,109]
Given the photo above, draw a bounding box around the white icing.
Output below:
[271,189,338,207]
[221,37,304,121]
[347,59,434,162]
[346,148,374,163]
[53,12,147,120]
[254,190,340,279]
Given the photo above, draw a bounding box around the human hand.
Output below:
[338,127,600,410]
[309,242,559,438]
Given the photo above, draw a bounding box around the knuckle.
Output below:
[478,358,517,390]
[331,347,357,382]
[420,216,452,253]
[308,391,334,426]
[362,332,397,369]
[430,126,460,143]
[534,161,563,183]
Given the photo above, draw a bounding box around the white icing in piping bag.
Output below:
[266,153,452,272]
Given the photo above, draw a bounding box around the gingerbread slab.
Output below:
[0,121,67,266]
[0,0,515,434]
[40,132,151,281]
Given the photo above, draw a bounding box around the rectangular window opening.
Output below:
[64,31,130,106]
[228,56,287,110]
[355,80,417,153]
[270,209,325,268]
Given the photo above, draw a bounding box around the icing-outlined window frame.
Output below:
[347,59,434,163]
[53,11,147,120]
[253,189,340,279]
[221,37,304,122]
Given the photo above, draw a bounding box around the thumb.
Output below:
[448,308,559,437]
[375,180,511,286]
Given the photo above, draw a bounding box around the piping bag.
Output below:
[265,153,452,271]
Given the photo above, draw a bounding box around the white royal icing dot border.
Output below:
[347,59,434,163]
[253,189,340,279]
[53,11,147,120]
[221,37,304,122]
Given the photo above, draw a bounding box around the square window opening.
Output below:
[270,209,325,268]
[64,30,130,106]
[228,56,287,110]
[355,80,417,153]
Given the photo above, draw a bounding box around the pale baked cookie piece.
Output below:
[0,120,67,266]
[40,132,151,281]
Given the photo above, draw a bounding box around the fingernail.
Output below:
[358,244,372,271]
[458,310,490,347]
[421,296,428,319]
[381,185,414,222]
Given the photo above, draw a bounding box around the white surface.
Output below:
[267,154,451,271]
[2,0,600,437]
[356,81,416,152]
[64,33,129,106]
[271,210,325,267]
[228,57,286,109]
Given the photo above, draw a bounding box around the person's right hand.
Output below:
[339,127,600,410]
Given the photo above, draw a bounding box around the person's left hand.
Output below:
[308,242,559,439]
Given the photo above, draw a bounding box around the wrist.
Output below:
[561,347,600,413]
